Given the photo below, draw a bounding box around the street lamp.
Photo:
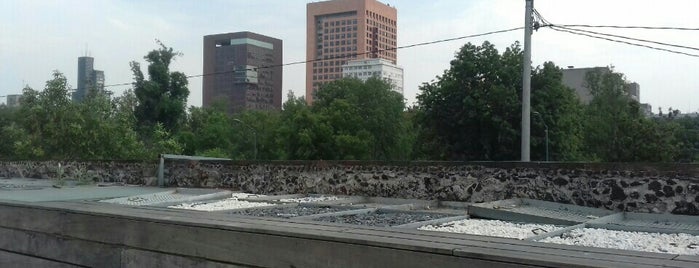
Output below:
[533,112,549,162]
[233,119,257,160]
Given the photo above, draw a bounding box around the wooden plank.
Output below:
[0,226,121,267]
[453,245,662,268]
[674,254,699,262]
[362,224,678,260]
[0,249,80,268]
[339,227,682,267]
[120,249,252,268]
[1,200,696,268]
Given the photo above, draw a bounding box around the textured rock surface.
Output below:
[2,161,699,215]
[315,211,453,227]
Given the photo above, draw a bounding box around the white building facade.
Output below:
[342,58,404,95]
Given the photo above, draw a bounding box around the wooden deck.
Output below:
[0,200,697,268]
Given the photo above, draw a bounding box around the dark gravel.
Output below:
[314,211,453,227]
[229,206,355,218]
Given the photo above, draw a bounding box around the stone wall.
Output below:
[2,160,699,215]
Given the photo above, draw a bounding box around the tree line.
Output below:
[0,41,696,162]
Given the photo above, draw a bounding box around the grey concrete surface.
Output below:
[0,179,167,202]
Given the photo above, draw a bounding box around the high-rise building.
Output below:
[306,0,397,103]
[342,58,403,94]
[202,32,283,114]
[561,66,640,104]
[6,94,21,107]
[73,56,105,102]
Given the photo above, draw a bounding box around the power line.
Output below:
[533,9,699,58]
[105,27,524,89]
[546,26,699,58]
[560,24,699,31]
[180,27,524,80]
[3,27,523,96]
[553,25,699,52]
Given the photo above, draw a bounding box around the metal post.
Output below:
[533,111,549,162]
[544,128,549,162]
[253,130,258,160]
[157,154,164,187]
[521,0,534,162]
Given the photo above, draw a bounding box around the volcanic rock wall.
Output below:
[2,160,698,215]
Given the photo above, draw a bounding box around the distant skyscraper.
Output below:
[561,66,640,104]
[202,31,283,114]
[6,94,21,107]
[73,56,105,102]
[342,58,403,94]
[306,0,397,103]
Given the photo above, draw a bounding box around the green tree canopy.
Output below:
[415,41,584,161]
[313,77,407,160]
[583,68,679,162]
[130,40,189,132]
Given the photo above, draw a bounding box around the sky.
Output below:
[1,0,698,113]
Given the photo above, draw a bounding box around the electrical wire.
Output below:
[115,27,523,88]
[547,26,699,58]
[1,27,523,97]
[533,9,699,58]
[553,25,699,52]
[559,24,699,31]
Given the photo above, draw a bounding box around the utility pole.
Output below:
[521,0,534,162]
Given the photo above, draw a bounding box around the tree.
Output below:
[415,42,585,161]
[582,68,679,161]
[130,40,189,132]
[415,42,522,160]
[530,62,585,161]
[277,91,333,160]
[313,77,408,160]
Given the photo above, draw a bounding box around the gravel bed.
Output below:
[101,191,193,206]
[229,206,353,218]
[230,193,265,199]
[314,211,452,227]
[418,219,563,240]
[538,228,699,255]
[277,195,347,203]
[169,198,273,211]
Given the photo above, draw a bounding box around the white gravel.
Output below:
[538,228,699,255]
[169,193,272,211]
[418,219,562,240]
[101,191,192,206]
[278,195,346,203]
[230,193,265,199]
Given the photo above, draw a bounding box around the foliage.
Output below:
[312,77,408,160]
[530,62,586,161]
[582,68,679,162]
[0,42,693,163]
[130,40,189,132]
[415,41,584,161]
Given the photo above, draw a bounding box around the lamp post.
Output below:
[533,112,549,162]
[233,119,257,160]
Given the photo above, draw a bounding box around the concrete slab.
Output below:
[0,183,166,202]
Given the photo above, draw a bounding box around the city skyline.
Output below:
[1,0,698,112]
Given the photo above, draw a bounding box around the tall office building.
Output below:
[561,66,640,104]
[6,94,21,107]
[203,32,283,114]
[306,0,397,103]
[73,56,105,102]
[342,58,403,94]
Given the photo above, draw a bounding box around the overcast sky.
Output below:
[1,0,698,113]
